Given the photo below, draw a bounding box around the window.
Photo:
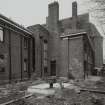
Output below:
[44,60,47,67]
[44,67,48,74]
[0,54,4,63]
[44,40,48,55]
[0,67,5,72]
[24,37,28,48]
[44,40,48,67]
[44,44,48,51]
[44,40,47,43]
[0,54,4,60]
[24,59,28,72]
[0,27,3,42]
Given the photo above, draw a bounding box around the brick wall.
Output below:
[48,1,59,31]
[0,22,33,84]
[28,25,49,77]
[69,36,84,79]
[59,36,84,79]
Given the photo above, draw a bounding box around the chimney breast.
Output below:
[48,1,59,31]
[72,1,78,29]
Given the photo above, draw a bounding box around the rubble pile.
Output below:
[0,81,31,104]
[74,77,105,91]
[1,76,105,105]
[95,78,105,91]
[23,88,105,105]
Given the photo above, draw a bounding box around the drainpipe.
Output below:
[20,36,22,81]
[68,37,69,74]
[9,30,12,83]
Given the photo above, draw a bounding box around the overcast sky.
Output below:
[0,0,84,26]
[0,0,104,59]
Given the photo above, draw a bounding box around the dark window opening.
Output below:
[24,37,28,49]
[0,54,4,60]
[0,67,5,72]
[44,67,48,73]
[44,40,48,43]
[50,60,56,76]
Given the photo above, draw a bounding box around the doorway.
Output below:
[50,60,56,76]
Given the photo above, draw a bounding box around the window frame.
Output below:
[24,37,28,49]
[24,59,28,72]
[0,27,4,43]
[43,39,48,67]
[0,67,5,72]
[44,67,48,74]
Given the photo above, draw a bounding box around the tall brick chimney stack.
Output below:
[72,1,77,29]
[72,1,77,18]
[48,1,59,31]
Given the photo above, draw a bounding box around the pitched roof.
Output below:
[0,14,32,35]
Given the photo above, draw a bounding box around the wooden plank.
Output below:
[0,94,32,105]
[81,89,105,94]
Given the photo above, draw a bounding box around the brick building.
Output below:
[0,1,102,83]
[28,25,49,78]
[0,14,34,84]
[29,1,103,79]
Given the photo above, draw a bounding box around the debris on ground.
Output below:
[1,76,105,105]
[22,88,105,105]
[0,79,44,104]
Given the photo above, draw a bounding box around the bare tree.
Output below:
[79,0,105,35]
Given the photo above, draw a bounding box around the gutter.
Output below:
[0,17,32,35]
